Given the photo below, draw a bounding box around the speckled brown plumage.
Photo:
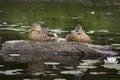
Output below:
[28,23,57,41]
[67,24,92,43]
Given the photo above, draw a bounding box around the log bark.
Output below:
[0,40,119,67]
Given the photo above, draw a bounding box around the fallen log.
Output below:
[0,40,119,67]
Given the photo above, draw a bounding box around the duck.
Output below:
[66,24,92,43]
[28,23,57,41]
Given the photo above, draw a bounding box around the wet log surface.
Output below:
[0,40,119,67]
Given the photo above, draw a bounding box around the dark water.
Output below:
[0,0,120,80]
[0,58,120,80]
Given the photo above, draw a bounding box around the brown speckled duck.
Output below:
[66,24,92,43]
[28,23,57,41]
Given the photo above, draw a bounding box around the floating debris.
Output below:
[0,69,23,75]
[49,74,57,76]
[9,54,20,57]
[97,30,109,33]
[19,32,26,34]
[9,24,19,27]
[72,16,77,19]
[79,62,92,66]
[105,12,113,15]
[54,78,67,80]
[87,30,95,34]
[24,78,40,80]
[0,65,4,67]
[117,71,120,74]
[113,47,120,49]
[21,25,30,28]
[43,73,47,76]
[82,60,99,64]
[0,27,26,31]
[0,24,18,27]
[57,38,66,42]
[102,64,120,70]
[50,28,68,34]
[31,72,44,76]
[60,70,81,75]
[79,69,88,73]
[44,62,60,65]
[77,65,97,69]
[111,44,120,49]
[90,72,107,75]
[45,71,52,74]
[90,11,95,14]
[2,22,7,25]
[111,44,120,47]
[23,79,30,80]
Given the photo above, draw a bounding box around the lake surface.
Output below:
[0,57,120,80]
[0,0,120,45]
[0,0,120,80]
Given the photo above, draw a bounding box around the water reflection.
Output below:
[0,69,23,75]
[0,56,119,80]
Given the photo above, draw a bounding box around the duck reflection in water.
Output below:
[67,24,92,43]
[28,23,57,41]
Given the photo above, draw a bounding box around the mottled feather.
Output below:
[67,24,92,43]
[28,23,57,41]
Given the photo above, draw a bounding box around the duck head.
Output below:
[75,24,83,34]
[31,23,41,31]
